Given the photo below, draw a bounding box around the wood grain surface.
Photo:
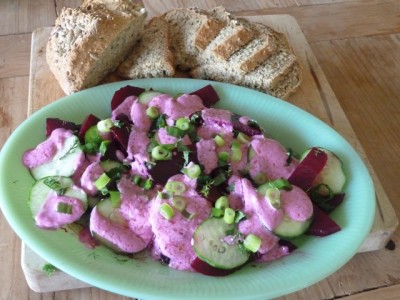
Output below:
[1,0,400,299]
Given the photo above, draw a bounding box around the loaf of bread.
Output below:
[117,17,175,79]
[46,0,147,94]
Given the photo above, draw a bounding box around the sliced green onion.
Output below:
[265,187,281,209]
[99,140,110,156]
[175,118,190,131]
[109,191,121,208]
[158,191,171,199]
[231,141,242,162]
[183,163,201,179]
[97,118,114,133]
[151,145,172,160]
[182,210,195,220]
[95,173,111,190]
[243,234,262,253]
[141,178,153,190]
[146,106,160,119]
[218,151,229,162]
[223,207,235,224]
[172,196,186,212]
[213,172,226,186]
[159,203,174,220]
[57,202,73,214]
[268,178,292,191]
[215,196,229,210]
[166,126,185,138]
[214,135,225,147]
[211,207,224,217]
[253,172,268,185]
[236,132,250,144]
[165,181,186,195]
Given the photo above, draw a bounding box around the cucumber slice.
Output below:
[96,198,126,225]
[30,135,83,180]
[29,176,87,217]
[138,91,162,104]
[192,218,250,270]
[273,215,312,239]
[99,160,123,172]
[302,147,346,194]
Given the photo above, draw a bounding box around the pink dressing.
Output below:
[196,139,218,174]
[80,162,104,196]
[35,193,85,229]
[281,186,313,222]
[111,95,136,121]
[130,100,152,132]
[149,174,211,270]
[90,207,147,253]
[249,136,299,181]
[127,128,150,160]
[23,128,74,168]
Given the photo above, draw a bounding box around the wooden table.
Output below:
[1,1,399,299]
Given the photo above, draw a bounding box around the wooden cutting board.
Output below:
[23,14,398,293]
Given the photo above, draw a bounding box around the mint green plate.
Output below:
[0,78,375,299]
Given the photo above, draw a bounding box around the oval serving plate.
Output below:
[0,78,375,300]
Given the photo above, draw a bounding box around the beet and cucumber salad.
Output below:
[22,84,346,276]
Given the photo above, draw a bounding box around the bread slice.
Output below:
[190,27,301,99]
[162,7,225,70]
[208,7,254,60]
[117,17,175,79]
[46,0,147,94]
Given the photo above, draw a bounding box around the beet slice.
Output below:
[147,152,185,185]
[45,118,79,137]
[311,192,346,213]
[190,84,220,108]
[306,205,341,237]
[78,114,101,142]
[231,114,263,136]
[191,257,235,277]
[111,85,145,111]
[288,147,328,192]
[110,125,131,152]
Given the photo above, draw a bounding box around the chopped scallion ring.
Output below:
[265,187,281,209]
[97,118,114,133]
[215,196,229,210]
[94,173,111,190]
[243,234,262,253]
[175,118,190,131]
[109,191,121,208]
[236,132,250,144]
[172,196,186,212]
[146,106,160,119]
[183,163,201,179]
[218,151,229,162]
[151,145,172,160]
[214,135,225,147]
[231,141,242,162]
[211,207,224,217]
[165,181,186,195]
[159,203,174,220]
[223,207,235,224]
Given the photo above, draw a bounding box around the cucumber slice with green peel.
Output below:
[96,198,126,225]
[29,176,87,217]
[30,135,83,180]
[99,160,123,172]
[138,91,162,104]
[192,217,250,270]
[302,147,346,194]
[273,215,312,239]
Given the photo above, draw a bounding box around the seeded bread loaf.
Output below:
[162,7,225,70]
[117,17,175,79]
[46,0,147,94]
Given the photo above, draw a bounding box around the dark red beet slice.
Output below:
[190,84,220,108]
[46,118,79,137]
[110,126,131,152]
[111,85,145,111]
[78,114,101,142]
[191,257,235,277]
[147,152,185,185]
[101,140,127,161]
[288,147,328,191]
[231,114,262,136]
[306,205,341,237]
